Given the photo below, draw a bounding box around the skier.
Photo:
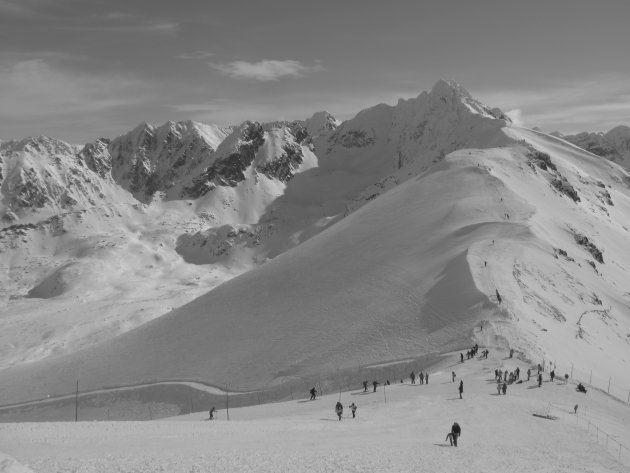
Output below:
[349,402,357,418]
[574,404,578,414]
[450,422,462,446]
[452,371,456,382]
[460,353,464,363]
[208,407,216,420]
[502,382,507,395]
[335,401,343,421]
[372,380,379,392]
[363,380,368,392]
[310,387,317,400]
[496,289,502,304]
[410,372,416,384]
[538,373,543,388]
[458,380,464,399]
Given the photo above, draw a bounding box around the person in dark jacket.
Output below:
[363,380,368,392]
[310,387,317,400]
[349,402,357,418]
[372,380,379,392]
[458,380,464,399]
[335,401,343,420]
[451,422,461,446]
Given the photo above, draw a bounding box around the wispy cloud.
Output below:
[477,76,630,133]
[171,103,221,113]
[176,51,214,60]
[0,0,43,17]
[212,59,323,81]
[0,59,149,120]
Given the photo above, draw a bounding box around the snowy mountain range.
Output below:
[1,80,630,420]
[556,126,630,170]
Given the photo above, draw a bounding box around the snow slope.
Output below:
[0,348,628,472]
[1,116,630,409]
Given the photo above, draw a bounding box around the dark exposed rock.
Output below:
[186,122,265,197]
[551,177,580,202]
[528,149,557,172]
[257,143,304,182]
[574,233,604,263]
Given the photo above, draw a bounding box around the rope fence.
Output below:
[547,402,630,466]
[538,359,630,405]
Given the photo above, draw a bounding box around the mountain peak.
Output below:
[430,79,473,100]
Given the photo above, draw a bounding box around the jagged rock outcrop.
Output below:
[0,137,109,221]
[104,120,231,201]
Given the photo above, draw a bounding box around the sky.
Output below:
[1,0,630,143]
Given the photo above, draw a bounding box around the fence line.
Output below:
[547,402,630,465]
[537,359,630,405]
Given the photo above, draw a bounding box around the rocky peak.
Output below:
[105,120,231,201]
[303,111,340,138]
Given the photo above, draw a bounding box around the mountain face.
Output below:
[560,125,630,170]
[2,81,630,410]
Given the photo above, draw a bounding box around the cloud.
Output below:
[505,109,525,127]
[176,51,215,60]
[171,103,221,113]
[0,59,149,120]
[212,59,323,81]
[0,0,43,17]
[477,76,630,133]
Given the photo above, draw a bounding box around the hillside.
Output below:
[1,81,629,418]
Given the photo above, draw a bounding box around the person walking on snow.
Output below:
[450,422,462,446]
[335,401,343,420]
[363,380,368,392]
[410,371,416,384]
[497,381,502,395]
[208,407,216,420]
[425,373,429,384]
[452,371,456,382]
[310,387,317,400]
[460,353,464,363]
[502,382,507,395]
[349,402,357,418]
[538,373,543,387]
[419,371,424,385]
[373,380,379,392]
[550,370,555,382]
[458,380,464,399]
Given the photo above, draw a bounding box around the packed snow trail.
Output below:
[1,348,627,473]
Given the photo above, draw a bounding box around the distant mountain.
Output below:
[558,125,630,170]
